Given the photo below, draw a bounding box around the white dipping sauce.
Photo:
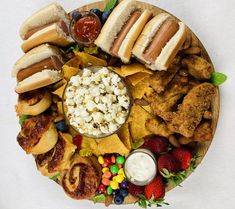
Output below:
[124,150,157,185]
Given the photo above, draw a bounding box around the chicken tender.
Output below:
[165,83,216,137]
[182,55,213,80]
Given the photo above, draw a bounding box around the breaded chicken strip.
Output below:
[164,83,216,137]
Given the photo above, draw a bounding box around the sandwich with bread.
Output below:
[95,0,152,63]
[20,3,74,52]
[12,44,64,93]
[132,13,187,71]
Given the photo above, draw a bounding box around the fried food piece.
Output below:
[181,46,201,55]
[61,153,100,200]
[179,122,213,144]
[165,83,216,137]
[145,118,173,138]
[17,115,58,154]
[130,77,153,99]
[182,55,213,80]
[149,62,179,94]
[15,89,52,116]
[149,74,190,119]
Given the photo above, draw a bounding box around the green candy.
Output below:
[116,156,125,164]
[110,165,119,174]
[107,186,113,195]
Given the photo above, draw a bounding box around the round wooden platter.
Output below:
[73,0,220,202]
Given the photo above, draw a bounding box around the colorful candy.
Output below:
[110,165,119,174]
[107,186,113,195]
[102,167,109,173]
[116,156,125,164]
[102,178,110,186]
[103,171,112,179]
[110,180,119,190]
[98,156,104,164]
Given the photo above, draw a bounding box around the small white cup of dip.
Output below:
[124,148,157,186]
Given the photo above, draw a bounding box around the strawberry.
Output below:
[142,136,169,154]
[73,134,83,148]
[128,183,145,197]
[172,148,192,170]
[144,176,165,201]
[158,153,181,174]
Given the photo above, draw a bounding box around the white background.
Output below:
[0,0,234,209]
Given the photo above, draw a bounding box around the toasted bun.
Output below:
[20,3,70,40]
[133,13,187,71]
[15,70,62,94]
[118,10,152,63]
[12,44,63,77]
[95,0,150,63]
[21,23,74,53]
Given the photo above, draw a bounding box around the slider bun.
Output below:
[95,0,151,63]
[12,44,63,77]
[133,13,187,71]
[15,70,62,94]
[15,91,52,116]
[20,3,70,40]
[21,23,74,53]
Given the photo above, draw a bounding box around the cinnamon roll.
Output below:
[17,115,58,154]
[61,153,101,200]
[35,132,76,177]
[15,89,52,116]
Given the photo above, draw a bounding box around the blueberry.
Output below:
[112,189,119,197]
[102,10,112,24]
[55,121,67,132]
[114,194,124,205]
[119,188,128,197]
[120,180,129,188]
[90,8,102,19]
[71,11,82,21]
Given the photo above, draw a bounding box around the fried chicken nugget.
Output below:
[165,83,216,137]
[182,55,213,80]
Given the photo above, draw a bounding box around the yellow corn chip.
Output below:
[62,65,80,80]
[96,134,130,156]
[74,51,107,67]
[140,105,153,115]
[108,66,126,77]
[121,63,153,76]
[52,83,67,98]
[57,101,64,115]
[127,72,151,86]
[129,104,153,140]
[64,56,81,68]
[117,123,132,150]
[131,78,153,99]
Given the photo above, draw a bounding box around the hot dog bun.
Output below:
[132,13,187,71]
[15,70,62,94]
[20,3,70,40]
[12,44,63,77]
[21,23,74,52]
[95,0,151,63]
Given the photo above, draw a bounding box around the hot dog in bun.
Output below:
[12,44,63,93]
[20,3,74,52]
[95,0,152,63]
[132,13,187,71]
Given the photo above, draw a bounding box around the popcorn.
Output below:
[65,67,130,137]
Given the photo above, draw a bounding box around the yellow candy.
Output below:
[110,180,119,190]
[98,156,104,164]
[115,174,124,183]
[102,167,109,173]
[118,168,126,177]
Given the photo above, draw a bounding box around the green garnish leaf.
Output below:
[19,114,28,126]
[104,0,118,11]
[92,194,105,203]
[50,173,60,180]
[211,72,227,86]
[137,194,169,208]
[63,44,80,54]
[84,46,99,55]
[132,138,145,149]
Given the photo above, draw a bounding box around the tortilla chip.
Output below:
[140,105,153,115]
[64,56,81,68]
[81,136,99,156]
[129,104,153,140]
[131,78,153,99]
[121,63,153,76]
[74,51,107,67]
[96,134,130,156]
[127,72,151,86]
[62,65,80,80]
[50,79,67,91]
[52,83,67,98]
[57,101,63,115]
[117,123,132,150]
[108,67,125,77]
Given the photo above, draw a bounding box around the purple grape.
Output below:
[120,180,129,188]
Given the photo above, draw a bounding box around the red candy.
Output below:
[103,171,112,179]
[102,162,108,167]
[111,155,116,164]
[118,164,123,169]
[98,184,106,193]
